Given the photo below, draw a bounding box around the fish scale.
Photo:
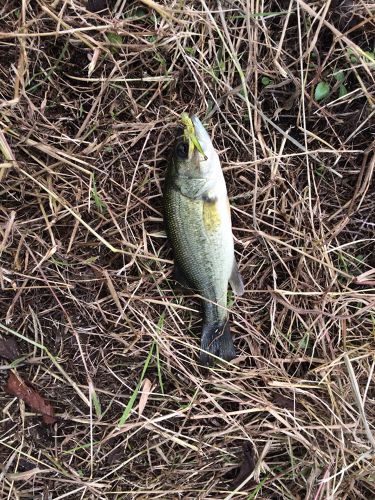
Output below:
[164,188,231,312]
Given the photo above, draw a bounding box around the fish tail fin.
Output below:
[200,319,236,366]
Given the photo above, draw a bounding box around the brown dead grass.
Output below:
[0,0,374,498]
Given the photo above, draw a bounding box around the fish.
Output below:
[163,114,244,366]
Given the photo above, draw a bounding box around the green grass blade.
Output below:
[155,313,165,395]
[118,341,155,426]
[91,174,106,213]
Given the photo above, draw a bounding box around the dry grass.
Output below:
[0,0,374,498]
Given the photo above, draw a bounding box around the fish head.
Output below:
[171,115,220,179]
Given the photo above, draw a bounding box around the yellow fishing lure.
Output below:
[180,112,205,158]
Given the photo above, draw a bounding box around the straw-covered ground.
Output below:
[0,1,374,498]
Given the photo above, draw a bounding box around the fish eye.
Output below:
[175,141,189,160]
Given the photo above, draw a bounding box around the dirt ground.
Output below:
[0,1,374,498]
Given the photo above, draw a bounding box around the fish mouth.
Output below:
[191,115,212,158]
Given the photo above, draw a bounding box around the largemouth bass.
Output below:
[163,115,244,365]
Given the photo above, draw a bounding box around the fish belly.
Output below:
[164,186,234,315]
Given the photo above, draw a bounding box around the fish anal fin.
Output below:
[230,260,244,296]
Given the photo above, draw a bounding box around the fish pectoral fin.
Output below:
[173,264,192,290]
[229,260,245,296]
[202,191,218,203]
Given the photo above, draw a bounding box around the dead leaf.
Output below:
[0,337,20,360]
[0,210,16,253]
[88,48,101,77]
[5,371,56,424]
[273,393,303,411]
[6,467,49,481]
[138,378,152,416]
[231,442,255,489]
